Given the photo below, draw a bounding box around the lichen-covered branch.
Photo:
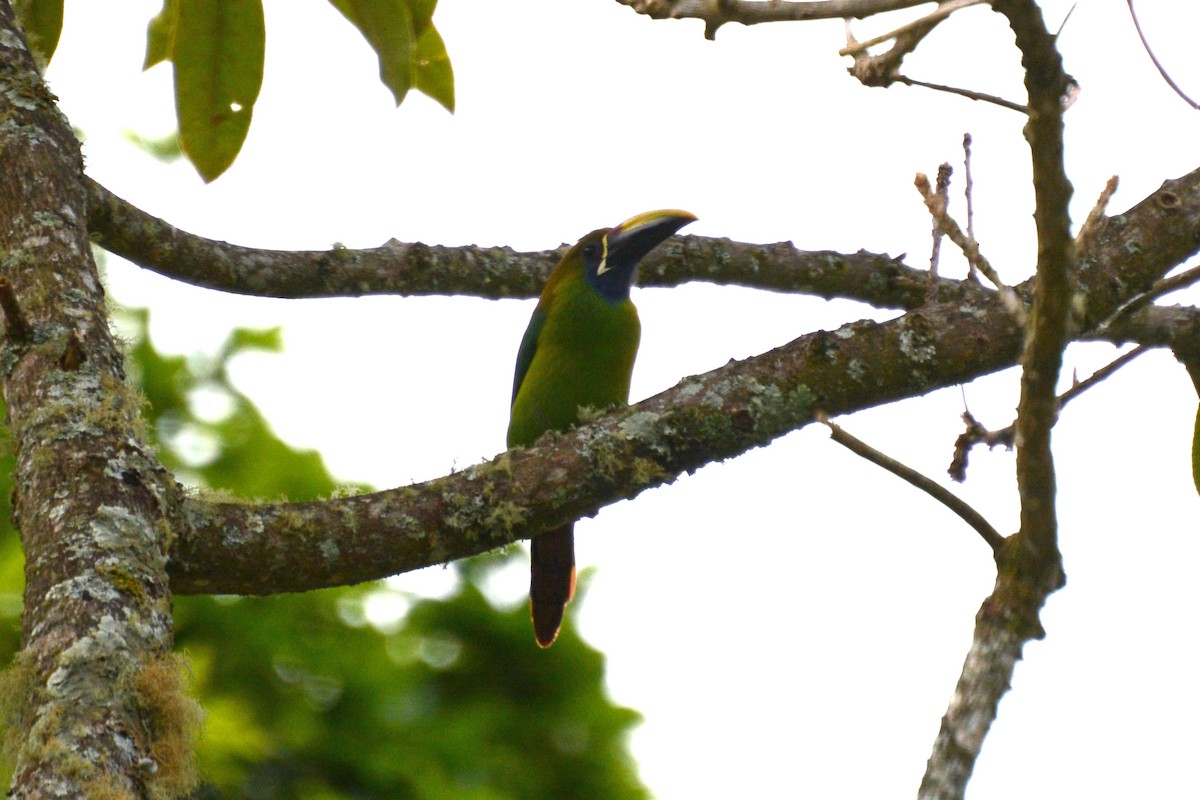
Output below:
[170,284,1025,594]
[920,3,1077,797]
[0,8,198,799]
[165,165,1200,596]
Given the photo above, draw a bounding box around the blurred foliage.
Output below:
[0,308,646,800]
[141,0,453,181]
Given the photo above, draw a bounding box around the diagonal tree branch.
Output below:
[170,286,1025,595]
[165,166,1200,596]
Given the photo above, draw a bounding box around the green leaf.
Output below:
[13,0,64,65]
[329,0,455,111]
[409,0,436,33]
[143,0,176,70]
[173,0,266,182]
[1193,404,1200,496]
[329,0,417,106]
[413,22,454,112]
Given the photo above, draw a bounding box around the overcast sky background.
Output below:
[43,1,1200,797]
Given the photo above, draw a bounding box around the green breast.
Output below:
[507,283,641,448]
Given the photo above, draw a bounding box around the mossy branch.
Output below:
[167,166,1200,596]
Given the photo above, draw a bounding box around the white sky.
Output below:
[45,1,1200,797]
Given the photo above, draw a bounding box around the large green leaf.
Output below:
[329,0,417,106]
[173,0,266,182]
[413,22,454,112]
[13,0,64,65]
[329,0,454,111]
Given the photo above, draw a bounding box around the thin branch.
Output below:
[949,346,1152,481]
[894,75,1028,112]
[963,133,977,282]
[948,410,1011,483]
[839,0,988,56]
[818,412,1004,552]
[1058,345,1150,405]
[845,12,943,88]
[1127,0,1200,110]
[1095,260,1200,335]
[914,170,1024,320]
[925,164,952,298]
[1076,175,1120,248]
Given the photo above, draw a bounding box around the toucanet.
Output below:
[508,209,697,647]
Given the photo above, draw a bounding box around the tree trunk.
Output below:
[0,5,198,797]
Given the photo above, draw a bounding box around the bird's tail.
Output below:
[530,524,576,647]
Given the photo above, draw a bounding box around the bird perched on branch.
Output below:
[507,209,697,647]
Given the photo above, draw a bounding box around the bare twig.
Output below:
[839,0,987,56]
[818,412,1005,552]
[1059,345,1150,405]
[846,15,942,87]
[894,75,1028,112]
[963,133,979,283]
[836,0,1027,109]
[948,411,1012,482]
[1095,261,1200,335]
[1127,0,1200,110]
[1076,175,1120,248]
[950,346,1151,481]
[926,163,954,297]
[914,171,1024,319]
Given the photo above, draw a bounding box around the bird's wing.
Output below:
[511,305,547,405]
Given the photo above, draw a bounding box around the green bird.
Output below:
[508,209,697,647]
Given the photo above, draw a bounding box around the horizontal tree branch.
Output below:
[615,0,938,29]
[85,176,953,309]
[165,163,1200,596]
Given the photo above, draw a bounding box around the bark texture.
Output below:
[0,7,198,798]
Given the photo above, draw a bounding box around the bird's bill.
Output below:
[602,209,697,273]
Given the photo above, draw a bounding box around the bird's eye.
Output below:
[582,243,599,259]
